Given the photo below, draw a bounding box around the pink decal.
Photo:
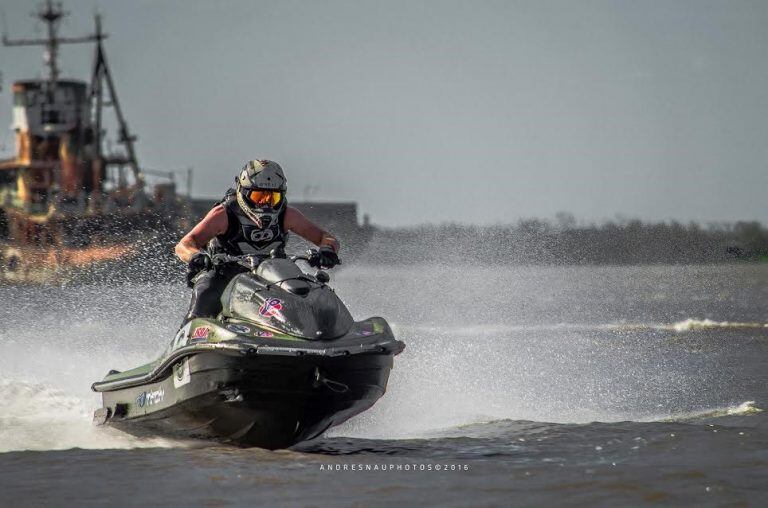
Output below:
[258,298,284,318]
[191,326,210,340]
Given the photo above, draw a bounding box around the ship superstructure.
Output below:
[0,1,182,281]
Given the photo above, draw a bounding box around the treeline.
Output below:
[360,218,768,265]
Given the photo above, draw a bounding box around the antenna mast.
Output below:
[2,0,102,86]
[90,13,142,186]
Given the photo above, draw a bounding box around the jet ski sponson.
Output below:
[92,252,404,449]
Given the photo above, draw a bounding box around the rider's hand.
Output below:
[186,251,213,287]
[316,246,340,269]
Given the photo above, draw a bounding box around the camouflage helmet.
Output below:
[235,160,287,225]
[236,159,287,192]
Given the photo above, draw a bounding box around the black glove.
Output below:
[316,247,340,269]
[186,251,212,287]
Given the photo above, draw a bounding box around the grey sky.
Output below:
[1,0,767,226]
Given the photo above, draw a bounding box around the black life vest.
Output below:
[208,189,288,257]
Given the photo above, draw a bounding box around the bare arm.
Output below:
[284,206,340,252]
[174,205,229,263]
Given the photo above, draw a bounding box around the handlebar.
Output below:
[211,249,340,270]
[211,253,260,270]
[291,249,342,269]
[290,248,319,264]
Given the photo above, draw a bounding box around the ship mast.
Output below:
[89,14,142,186]
[2,0,100,87]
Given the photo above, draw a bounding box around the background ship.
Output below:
[0,2,372,283]
[0,1,184,283]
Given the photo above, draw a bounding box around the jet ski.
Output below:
[91,251,405,449]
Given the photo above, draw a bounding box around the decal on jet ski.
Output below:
[226,324,252,334]
[173,359,190,388]
[257,330,274,338]
[190,326,210,342]
[171,322,192,350]
[136,387,165,408]
[258,298,284,318]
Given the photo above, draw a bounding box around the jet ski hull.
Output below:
[93,318,403,449]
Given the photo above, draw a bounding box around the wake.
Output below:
[0,378,187,453]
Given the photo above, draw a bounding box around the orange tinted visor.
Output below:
[247,189,283,207]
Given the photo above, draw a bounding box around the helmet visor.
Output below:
[247,189,283,207]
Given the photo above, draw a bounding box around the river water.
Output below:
[1,263,767,506]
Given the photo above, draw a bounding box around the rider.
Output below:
[175,159,340,322]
